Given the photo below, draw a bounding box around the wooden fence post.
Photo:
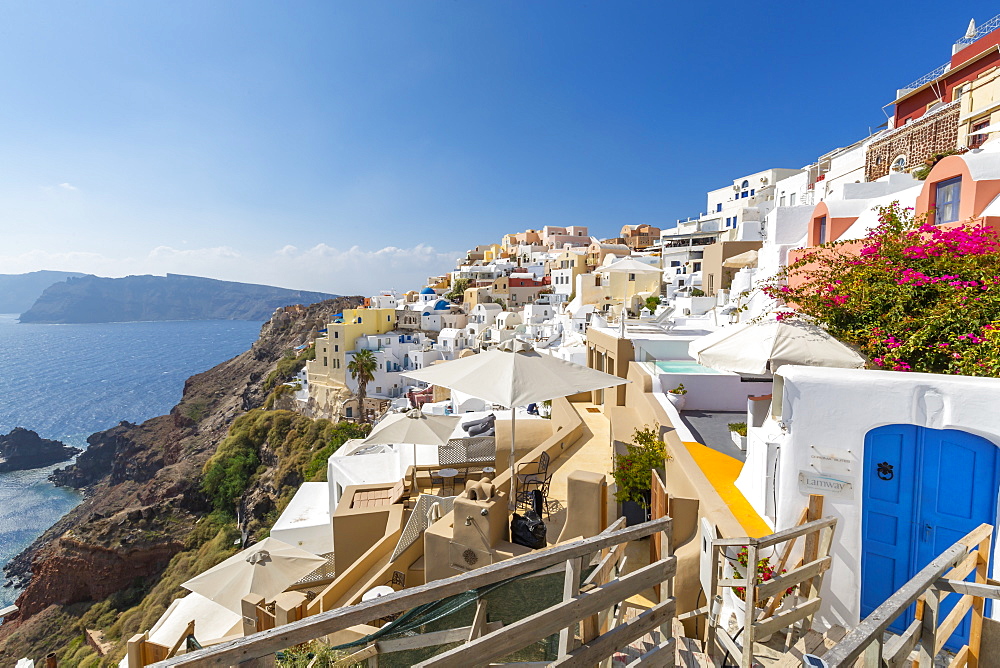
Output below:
[917,587,940,667]
[558,556,583,656]
[969,532,991,668]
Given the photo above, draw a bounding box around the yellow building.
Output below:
[482,244,503,263]
[306,308,398,415]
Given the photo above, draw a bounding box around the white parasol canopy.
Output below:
[595,256,663,276]
[688,319,867,376]
[722,249,758,268]
[402,349,628,487]
[595,257,662,335]
[363,408,462,489]
[181,537,327,613]
[363,409,460,447]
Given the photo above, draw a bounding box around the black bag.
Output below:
[510,489,547,549]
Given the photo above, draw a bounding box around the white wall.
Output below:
[738,365,1000,631]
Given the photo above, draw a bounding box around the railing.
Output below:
[954,13,1000,48]
[821,523,995,668]
[706,494,838,668]
[153,516,676,667]
[898,62,950,94]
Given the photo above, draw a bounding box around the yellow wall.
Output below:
[307,308,397,387]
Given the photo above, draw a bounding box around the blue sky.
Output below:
[1,1,997,294]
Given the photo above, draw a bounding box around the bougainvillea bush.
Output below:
[761,202,1000,376]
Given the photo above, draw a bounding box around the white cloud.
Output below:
[0,241,462,296]
[58,183,78,191]
[148,245,242,260]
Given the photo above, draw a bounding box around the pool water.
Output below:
[653,359,723,374]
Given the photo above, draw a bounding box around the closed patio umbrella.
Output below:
[688,319,866,376]
[402,348,627,489]
[181,537,327,613]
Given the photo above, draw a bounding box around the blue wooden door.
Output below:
[862,426,997,649]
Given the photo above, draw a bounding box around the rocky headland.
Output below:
[19,273,340,323]
[0,429,81,474]
[0,297,362,665]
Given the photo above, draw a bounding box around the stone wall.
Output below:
[865,102,960,181]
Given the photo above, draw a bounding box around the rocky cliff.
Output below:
[19,273,340,323]
[0,429,81,473]
[0,297,361,664]
[0,271,88,315]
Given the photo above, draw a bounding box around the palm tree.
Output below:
[347,349,378,422]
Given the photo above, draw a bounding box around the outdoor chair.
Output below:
[515,451,553,518]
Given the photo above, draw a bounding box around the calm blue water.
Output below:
[0,315,263,607]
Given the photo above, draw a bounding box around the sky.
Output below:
[1,1,998,295]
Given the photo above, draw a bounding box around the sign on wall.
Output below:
[798,470,854,499]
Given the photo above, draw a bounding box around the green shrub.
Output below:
[612,425,669,507]
[728,422,747,437]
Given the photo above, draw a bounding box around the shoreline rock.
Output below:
[0,428,81,474]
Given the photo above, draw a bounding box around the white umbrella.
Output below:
[596,257,662,335]
[402,349,628,488]
[688,319,867,376]
[722,249,758,269]
[363,409,461,488]
[181,537,327,613]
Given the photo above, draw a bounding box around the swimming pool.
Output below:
[653,359,724,374]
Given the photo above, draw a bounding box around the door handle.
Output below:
[923,523,933,542]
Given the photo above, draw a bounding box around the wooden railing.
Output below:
[706,500,838,668]
[154,515,676,667]
[821,523,995,668]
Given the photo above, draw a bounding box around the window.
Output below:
[741,180,749,189]
[953,84,967,102]
[628,273,636,281]
[670,261,680,267]
[741,191,749,199]
[750,189,755,196]
[323,356,328,366]
[693,262,702,272]
[716,203,722,212]
[969,118,991,149]
[779,194,786,207]
[788,193,796,206]
[891,155,907,172]
[934,176,962,224]
[817,216,827,244]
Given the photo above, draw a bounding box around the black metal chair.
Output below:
[515,451,553,518]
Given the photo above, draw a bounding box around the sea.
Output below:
[0,314,264,608]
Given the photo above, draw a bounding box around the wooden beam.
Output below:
[331,644,377,667]
[414,557,676,668]
[376,621,503,653]
[760,508,809,621]
[558,557,583,656]
[154,516,672,667]
[753,598,822,640]
[882,618,921,668]
[933,579,1000,599]
[935,593,974,656]
[549,600,675,667]
[822,543,965,667]
[624,637,676,668]
[969,532,991,668]
[468,598,488,642]
[754,515,836,550]
[756,556,831,600]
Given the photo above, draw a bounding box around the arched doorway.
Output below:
[862,425,998,649]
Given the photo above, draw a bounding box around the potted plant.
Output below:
[728,422,747,451]
[613,425,670,526]
[666,383,687,410]
[724,546,795,641]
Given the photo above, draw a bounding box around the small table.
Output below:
[361,585,395,602]
[436,467,460,495]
